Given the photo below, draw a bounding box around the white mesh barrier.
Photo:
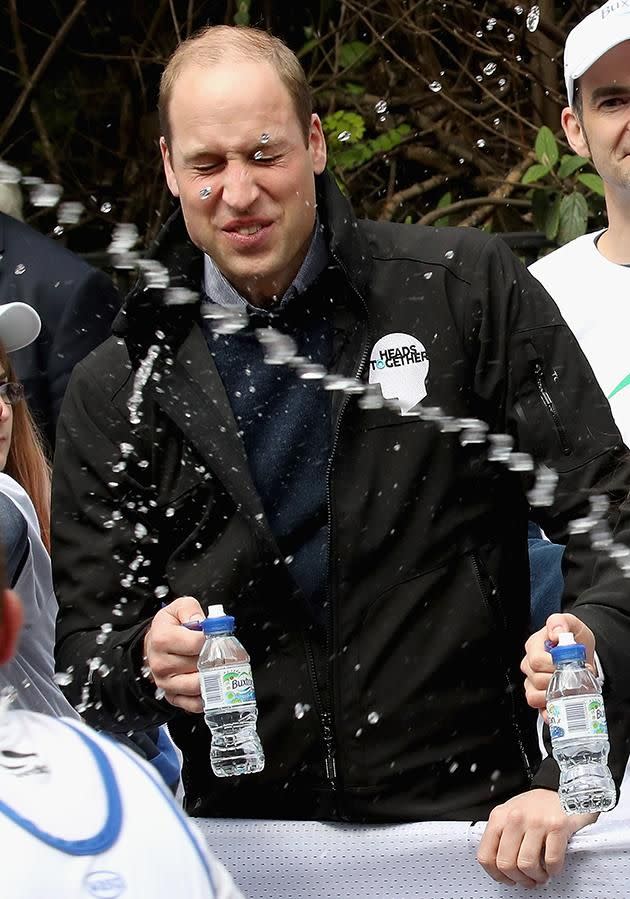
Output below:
[198,783,630,899]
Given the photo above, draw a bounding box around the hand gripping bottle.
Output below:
[198,604,265,777]
[546,632,615,815]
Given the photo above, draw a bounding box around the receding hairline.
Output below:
[159,26,313,146]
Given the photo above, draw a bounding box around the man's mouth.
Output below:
[233,224,263,236]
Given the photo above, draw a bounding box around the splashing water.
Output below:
[58,201,84,225]
[30,182,63,208]
[475,139,486,149]
[428,81,442,93]
[367,711,380,725]
[199,186,212,199]
[375,99,388,116]
[14,264,26,276]
[526,5,540,32]
[260,132,271,144]
[294,702,311,719]
[337,131,352,143]
[128,344,161,425]
[483,63,497,76]
[100,201,112,214]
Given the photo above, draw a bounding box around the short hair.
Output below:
[572,78,583,122]
[159,26,313,147]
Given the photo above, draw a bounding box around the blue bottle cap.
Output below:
[549,632,586,665]
[201,603,235,635]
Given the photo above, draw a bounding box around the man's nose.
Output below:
[220,162,259,211]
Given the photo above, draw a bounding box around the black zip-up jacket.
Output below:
[53,172,630,822]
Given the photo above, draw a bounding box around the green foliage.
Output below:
[522,127,605,245]
[233,0,250,26]
[338,41,374,71]
[434,191,453,227]
[322,110,411,175]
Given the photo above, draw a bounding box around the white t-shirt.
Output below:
[529,231,630,444]
[0,709,243,899]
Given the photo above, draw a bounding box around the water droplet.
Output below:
[337,130,352,142]
[199,186,212,199]
[260,132,270,144]
[507,32,516,42]
[367,711,380,725]
[493,117,501,126]
[375,99,388,115]
[53,669,74,686]
[470,762,478,772]
[486,17,496,30]
[423,271,433,280]
[507,452,534,472]
[57,201,84,224]
[53,225,64,237]
[498,78,507,88]
[526,5,540,32]
[444,250,455,259]
[491,769,501,782]
[155,583,169,600]
[483,62,497,76]
[428,81,442,93]
[294,702,311,719]
[355,728,363,738]
[475,30,483,38]
[515,5,524,14]
[154,687,166,701]
[449,761,459,773]
[134,523,148,539]
[100,201,112,214]
[165,507,175,518]
[393,443,401,452]
[14,264,26,275]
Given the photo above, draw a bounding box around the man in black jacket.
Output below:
[0,211,120,449]
[53,26,630,889]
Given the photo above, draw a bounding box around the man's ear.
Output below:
[561,106,590,159]
[0,589,22,665]
[309,114,327,175]
[160,137,181,198]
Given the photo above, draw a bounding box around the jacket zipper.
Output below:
[304,250,370,795]
[304,638,337,786]
[531,359,571,456]
[471,552,533,783]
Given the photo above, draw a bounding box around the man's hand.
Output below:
[521,613,596,718]
[477,789,597,887]
[143,596,206,713]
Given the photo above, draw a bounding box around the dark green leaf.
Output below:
[557,192,589,245]
[339,41,374,71]
[557,154,589,179]
[544,195,561,241]
[577,173,606,197]
[534,126,559,168]
[522,163,551,185]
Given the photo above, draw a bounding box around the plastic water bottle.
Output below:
[198,604,265,777]
[546,632,615,815]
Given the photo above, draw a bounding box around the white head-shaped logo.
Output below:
[368,332,430,414]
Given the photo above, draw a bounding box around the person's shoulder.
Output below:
[529,231,601,278]
[359,219,503,278]
[66,333,132,402]
[0,211,103,282]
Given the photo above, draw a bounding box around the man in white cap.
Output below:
[530,1,630,441]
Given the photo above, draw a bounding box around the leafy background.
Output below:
[0,1,607,255]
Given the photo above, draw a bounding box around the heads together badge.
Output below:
[368,332,429,414]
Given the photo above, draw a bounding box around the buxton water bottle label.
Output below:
[200,664,256,711]
[547,696,608,741]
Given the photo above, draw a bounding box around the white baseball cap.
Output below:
[564,1,630,106]
[0,302,41,352]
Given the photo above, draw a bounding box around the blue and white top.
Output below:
[0,709,242,898]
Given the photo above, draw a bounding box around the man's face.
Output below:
[161,58,327,303]
[563,41,630,198]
